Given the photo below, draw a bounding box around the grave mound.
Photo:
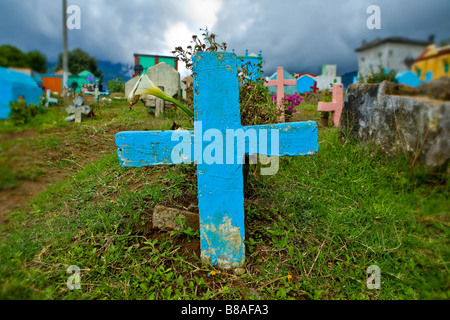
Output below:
[382,77,450,101]
[339,80,449,171]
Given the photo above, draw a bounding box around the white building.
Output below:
[355,36,432,78]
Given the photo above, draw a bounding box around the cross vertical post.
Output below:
[310,81,319,93]
[317,83,344,127]
[265,67,297,122]
[193,53,245,269]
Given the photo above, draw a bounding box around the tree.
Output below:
[55,48,103,81]
[26,50,47,73]
[0,45,47,73]
[107,77,125,93]
[439,37,450,47]
[0,45,28,68]
[360,65,398,84]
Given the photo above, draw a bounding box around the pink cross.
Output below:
[317,83,344,127]
[265,67,297,122]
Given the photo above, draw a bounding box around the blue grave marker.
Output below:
[297,75,316,94]
[115,52,318,269]
[395,71,422,87]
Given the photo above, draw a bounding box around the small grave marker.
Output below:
[296,75,315,94]
[310,81,319,93]
[265,67,297,122]
[73,96,84,123]
[155,85,165,117]
[115,52,319,269]
[70,81,78,95]
[134,64,144,76]
[94,83,98,103]
[45,89,58,107]
[317,83,344,127]
[65,95,91,122]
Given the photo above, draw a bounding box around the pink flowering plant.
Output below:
[271,93,303,120]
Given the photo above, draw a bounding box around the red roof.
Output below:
[414,47,450,62]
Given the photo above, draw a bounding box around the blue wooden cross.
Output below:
[115,52,318,269]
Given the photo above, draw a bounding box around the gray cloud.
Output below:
[1,0,449,77]
[212,0,450,76]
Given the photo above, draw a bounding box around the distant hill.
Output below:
[47,60,133,84]
[98,60,133,84]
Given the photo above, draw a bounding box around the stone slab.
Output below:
[152,205,199,231]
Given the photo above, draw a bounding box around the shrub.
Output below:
[360,65,398,84]
[240,81,281,126]
[107,77,125,93]
[9,100,41,125]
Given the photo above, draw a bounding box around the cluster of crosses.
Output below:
[115,52,319,269]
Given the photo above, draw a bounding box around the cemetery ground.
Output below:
[0,97,448,300]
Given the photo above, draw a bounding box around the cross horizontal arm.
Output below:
[115,130,194,167]
[115,121,318,167]
[245,121,318,156]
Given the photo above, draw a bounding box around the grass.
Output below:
[0,99,448,300]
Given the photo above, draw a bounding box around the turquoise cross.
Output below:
[115,52,318,269]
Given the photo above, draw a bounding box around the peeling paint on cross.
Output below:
[265,67,297,122]
[115,52,319,269]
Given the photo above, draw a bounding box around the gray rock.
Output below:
[147,62,180,98]
[416,77,450,101]
[233,268,246,275]
[339,81,450,170]
[152,205,199,231]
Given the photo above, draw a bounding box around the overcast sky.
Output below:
[1,0,449,78]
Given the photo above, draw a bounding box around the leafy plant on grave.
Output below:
[9,100,42,126]
[360,65,398,84]
[171,27,228,71]
[106,77,125,93]
[236,57,283,126]
[169,27,228,113]
[170,27,282,127]
[173,216,200,240]
[239,81,281,126]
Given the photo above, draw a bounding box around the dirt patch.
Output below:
[0,180,45,224]
[0,123,119,226]
[0,129,36,142]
